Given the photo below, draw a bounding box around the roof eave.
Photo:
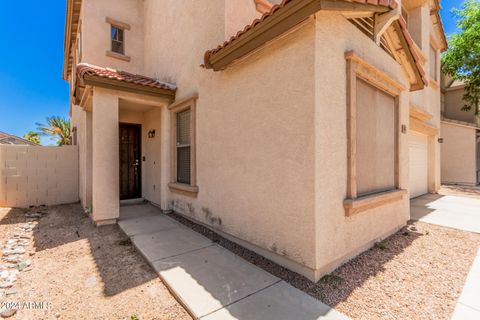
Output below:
[204,0,391,71]
[62,0,73,80]
[392,19,428,91]
[62,0,82,81]
[81,75,177,103]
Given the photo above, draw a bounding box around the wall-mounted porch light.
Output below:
[148,129,156,138]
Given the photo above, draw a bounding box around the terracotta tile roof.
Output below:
[397,16,428,86]
[76,63,177,91]
[204,0,398,65]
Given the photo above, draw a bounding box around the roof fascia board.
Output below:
[81,75,176,102]
[392,20,425,91]
[207,0,389,71]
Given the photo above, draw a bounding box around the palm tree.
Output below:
[23,131,40,144]
[36,116,71,146]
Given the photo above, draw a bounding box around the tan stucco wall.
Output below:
[313,12,410,278]
[91,88,120,224]
[69,0,443,280]
[225,0,260,40]
[81,0,144,74]
[441,121,478,185]
[444,86,476,124]
[0,145,79,207]
[71,104,92,208]
[143,0,318,276]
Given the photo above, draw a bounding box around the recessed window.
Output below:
[176,109,191,184]
[168,95,199,196]
[344,52,405,216]
[111,25,124,55]
[356,79,397,196]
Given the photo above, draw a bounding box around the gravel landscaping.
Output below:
[0,205,190,320]
[167,212,480,320]
[2,198,478,319]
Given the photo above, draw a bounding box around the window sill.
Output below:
[168,182,199,196]
[106,50,131,62]
[344,189,407,217]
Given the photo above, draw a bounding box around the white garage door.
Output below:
[409,132,428,198]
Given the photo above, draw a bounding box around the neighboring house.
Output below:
[63,0,446,281]
[441,77,480,185]
[0,131,39,146]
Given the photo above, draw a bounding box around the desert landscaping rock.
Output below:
[25,213,43,219]
[0,308,17,318]
[0,281,13,289]
[0,205,190,319]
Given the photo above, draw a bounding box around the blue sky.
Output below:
[0,1,68,145]
[0,1,465,145]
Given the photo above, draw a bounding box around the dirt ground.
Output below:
[314,221,480,320]
[439,184,480,198]
[0,204,190,320]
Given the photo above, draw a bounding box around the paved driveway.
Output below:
[410,193,480,233]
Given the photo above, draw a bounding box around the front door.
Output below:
[119,124,142,200]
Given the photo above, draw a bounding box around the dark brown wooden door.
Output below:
[119,124,142,200]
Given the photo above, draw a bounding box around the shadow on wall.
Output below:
[0,204,156,297]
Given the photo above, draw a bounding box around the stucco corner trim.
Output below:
[106,50,131,62]
[345,51,405,95]
[168,93,199,111]
[409,117,438,136]
[344,189,407,216]
[428,78,439,90]
[105,17,131,30]
[409,104,433,122]
[168,183,199,197]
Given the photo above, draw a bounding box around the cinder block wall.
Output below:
[0,145,79,207]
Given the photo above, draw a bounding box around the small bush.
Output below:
[374,241,388,251]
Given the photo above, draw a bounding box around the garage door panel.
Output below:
[409,132,428,198]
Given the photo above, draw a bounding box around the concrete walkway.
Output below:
[410,193,480,319]
[410,193,480,233]
[119,204,349,320]
[451,247,480,319]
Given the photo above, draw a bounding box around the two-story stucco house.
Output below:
[440,77,480,186]
[64,0,446,281]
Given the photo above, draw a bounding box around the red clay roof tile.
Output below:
[397,16,428,85]
[204,0,398,67]
[76,63,177,91]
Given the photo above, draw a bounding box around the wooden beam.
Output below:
[373,7,399,45]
